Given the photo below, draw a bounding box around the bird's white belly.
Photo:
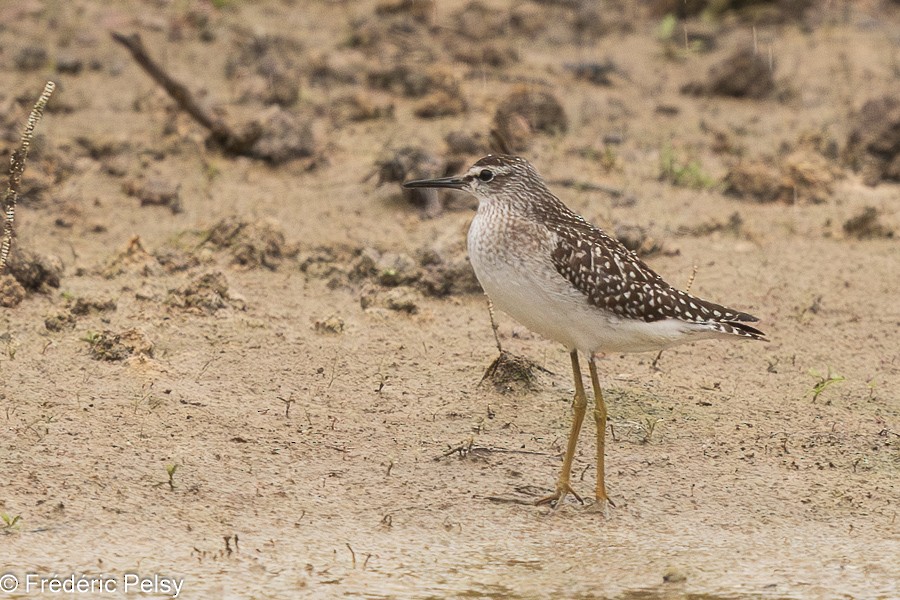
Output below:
[468,214,707,355]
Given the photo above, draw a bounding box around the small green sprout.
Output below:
[1,513,22,531]
[810,368,846,403]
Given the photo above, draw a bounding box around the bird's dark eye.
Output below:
[478,169,494,182]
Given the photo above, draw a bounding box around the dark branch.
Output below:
[111,32,260,155]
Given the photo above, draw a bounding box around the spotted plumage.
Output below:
[544,203,764,340]
[404,154,767,353]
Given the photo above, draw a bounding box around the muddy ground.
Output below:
[1,1,898,598]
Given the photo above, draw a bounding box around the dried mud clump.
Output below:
[45,311,76,332]
[842,207,894,240]
[313,315,345,334]
[45,296,117,330]
[367,65,432,97]
[564,61,618,86]
[298,245,361,285]
[375,0,435,24]
[724,148,838,204]
[15,46,48,71]
[383,287,421,314]
[167,272,238,314]
[682,48,774,99]
[0,275,26,308]
[75,134,132,177]
[367,66,464,116]
[373,147,447,217]
[678,212,744,237]
[354,248,422,288]
[153,249,201,274]
[352,245,481,299]
[416,247,482,297]
[649,0,814,22]
[780,151,837,204]
[414,88,467,119]
[69,297,117,316]
[723,161,782,202]
[204,217,295,270]
[360,284,421,314]
[493,88,568,152]
[249,107,318,166]
[103,236,160,278]
[123,177,182,214]
[446,40,518,68]
[225,33,304,106]
[331,93,394,123]
[87,328,154,361]
[5,249,63,292]
[373,252,421,287]
[481,350,545,394]
[345,12,433,59]
[843,96,900,185]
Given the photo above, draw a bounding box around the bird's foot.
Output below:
[586,496,611,518]
[534,480,583,509]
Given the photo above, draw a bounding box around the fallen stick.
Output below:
[111,32,260,155]
[1,81,55,274]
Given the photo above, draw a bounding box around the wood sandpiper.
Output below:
[403,154,767,512]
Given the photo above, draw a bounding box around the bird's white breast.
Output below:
[467,205,717,355]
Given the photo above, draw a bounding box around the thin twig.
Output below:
[346,543,356,568]
[111,32,259,154]
[435,442,547,461]
[483,495,537,505]
[487,296,503,353]
[468,445,549,456]
[436,437,474,460]
[1,81,55,274]
[685,263,699,293]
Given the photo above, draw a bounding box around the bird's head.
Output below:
[402,154,545,206]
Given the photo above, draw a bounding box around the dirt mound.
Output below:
[204,217,295,270]
[480,350,549,394]
[102,236,160,278]
[167,271,241,314]
[248,106,319,166]
[5,248,63,292]
[0,275,26,307]
[724,135,840,204]
[493,88,567,152]
[373,147,447,216]
[86,328,154,361]
[683,48,774,99]
[225,32,304,106]
[843,207,894,239]
[844,96,900,185]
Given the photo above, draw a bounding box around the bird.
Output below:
[403,154,766,512]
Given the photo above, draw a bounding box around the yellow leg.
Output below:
[536,350,587,507]
[589,358,610,508]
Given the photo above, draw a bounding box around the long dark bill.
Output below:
[402,176,466,190]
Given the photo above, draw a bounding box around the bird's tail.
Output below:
[709,319,768,341]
